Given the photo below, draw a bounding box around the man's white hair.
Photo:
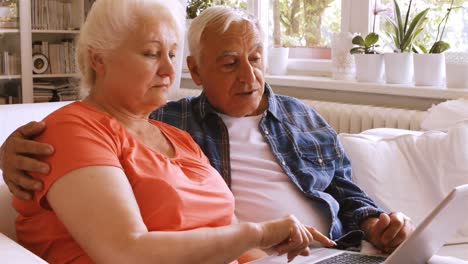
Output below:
[76,0,185,94]
[187,5,264,63]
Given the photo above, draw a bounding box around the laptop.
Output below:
[247,184,468,264]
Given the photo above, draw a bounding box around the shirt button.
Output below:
[264,130,269,135]
[281,161,286,166]
[318,158,323,164]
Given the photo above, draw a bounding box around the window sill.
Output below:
[265,75,468,100]
[180,72,468,110]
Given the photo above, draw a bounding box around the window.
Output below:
[379,0,468,53]
[213,0,247,9]
[268,0,341,59]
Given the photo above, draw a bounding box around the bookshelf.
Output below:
[0,0,93,104]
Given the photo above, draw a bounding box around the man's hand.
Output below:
[360,212,414,253]
[1,121,53,200]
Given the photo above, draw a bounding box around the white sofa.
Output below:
[1,93,467,263]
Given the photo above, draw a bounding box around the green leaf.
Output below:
[384,15,400,50]
[429,41,450,54]
[413,44,427,54]
[402,26,425,52]
[365,33,379,46]
[400,8,429,52]
[393,0,404,44]
[352,36,366,47]
[350,47,365,54]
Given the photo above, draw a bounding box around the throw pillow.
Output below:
[339,122,468,244]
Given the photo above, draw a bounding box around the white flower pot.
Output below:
[414,53,445,87]
[384,53,414,85]
[354,54,385,83]
[445,52,468,89]
[267,47,289,75]
[446,64,468,89]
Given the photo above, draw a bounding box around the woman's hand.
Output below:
[256,215,336,262]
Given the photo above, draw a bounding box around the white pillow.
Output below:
[421,99,468,131]
[339,122,468,244]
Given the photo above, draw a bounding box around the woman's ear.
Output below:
[187,56,202,86]
[88,49,105,75]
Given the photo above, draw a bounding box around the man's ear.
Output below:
[88,49,105,75]
[187,56,203,86]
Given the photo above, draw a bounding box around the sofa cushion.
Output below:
[0,101,73,146]
[421,99,468,131]
[339,122,468,244]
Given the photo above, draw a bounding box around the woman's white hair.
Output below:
[187,5,264,63]
[76,0,185,94]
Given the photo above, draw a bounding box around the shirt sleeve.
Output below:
[324,138,384,232]
[32,115,123,207]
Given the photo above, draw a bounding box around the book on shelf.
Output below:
[33,80,79,102]
[33,40,76,75]
[33,81,71,90]
[0,51,20,75]
[32,0,75,30]
[0,94,19,104]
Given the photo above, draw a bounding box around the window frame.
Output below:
[246,0,372,76]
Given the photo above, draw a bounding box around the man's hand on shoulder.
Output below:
[1,121,53,200]
[360,212,414,253]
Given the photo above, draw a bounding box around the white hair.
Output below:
[187,5,264,63]
[76,0,185,93]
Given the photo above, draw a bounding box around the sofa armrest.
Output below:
[0,233,47,263]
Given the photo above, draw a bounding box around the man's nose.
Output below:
[238,60,255,84]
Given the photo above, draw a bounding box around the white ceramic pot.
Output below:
[445,52,468,89]
[414,53,445,87]
[267,47,289,75]
[446,64,468,89]
[384,53,414,84]
[354,54,385,83]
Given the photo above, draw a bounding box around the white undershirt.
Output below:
[218,113,331,235]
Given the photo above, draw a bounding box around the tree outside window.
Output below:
[186,0,247,19]
[269,0,341,59]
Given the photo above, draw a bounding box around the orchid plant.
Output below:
[415,0,462,54]
[350,0,388,54]
[383,0,429,53]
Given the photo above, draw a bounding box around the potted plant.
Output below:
[413,0,460,87]
[351,33,385,83]
[350,0,385,83]
[268,45,289,75]
[383,0,429,84]
[186,0,213,19]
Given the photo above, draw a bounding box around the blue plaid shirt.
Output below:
[150,84,383,241]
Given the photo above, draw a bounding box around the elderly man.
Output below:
[1,6,412,254]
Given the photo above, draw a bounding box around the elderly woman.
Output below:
[11,0,335,263]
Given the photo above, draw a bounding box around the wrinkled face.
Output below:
[189,20,266,117]
[99,17,178,114]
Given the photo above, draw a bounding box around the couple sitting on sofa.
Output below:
[0,1,413,263]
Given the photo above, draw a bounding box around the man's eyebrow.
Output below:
[250,43,263,53]
[216,44,263,60]
[216,51,237,62]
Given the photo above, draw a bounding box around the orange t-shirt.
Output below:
[13,101,235,263]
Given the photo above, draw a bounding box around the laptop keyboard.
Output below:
[315,252,386,264]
